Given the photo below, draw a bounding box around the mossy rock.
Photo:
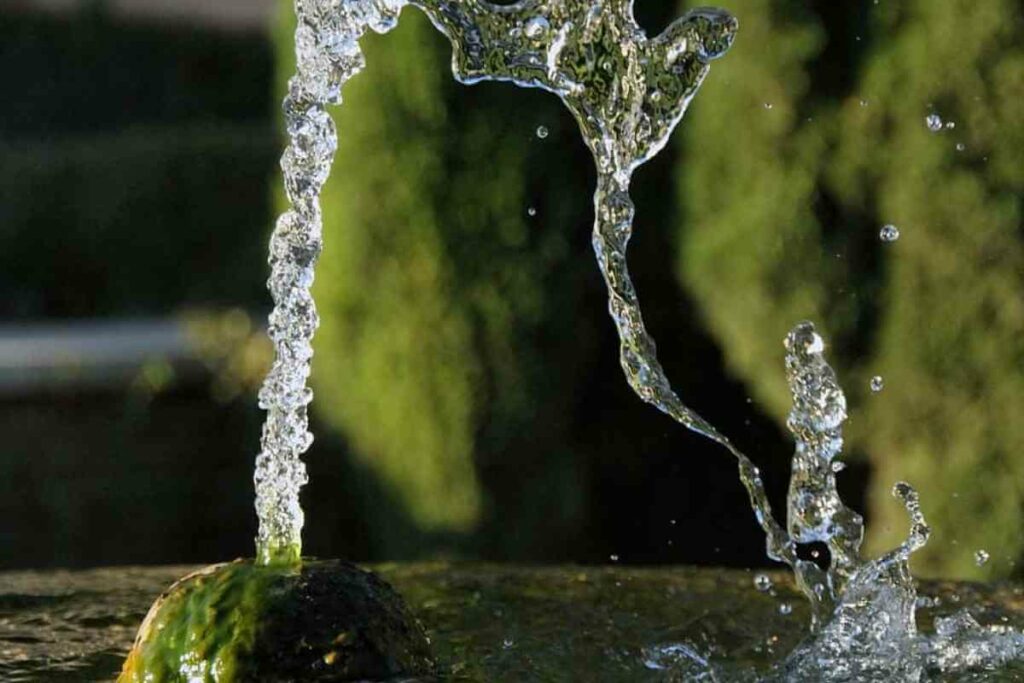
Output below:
[119,559,436,682]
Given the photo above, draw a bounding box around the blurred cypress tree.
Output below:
[677,0,1024,578]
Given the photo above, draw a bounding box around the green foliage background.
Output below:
[679,0,1024,578]
[275,0,1024,577]
[276,7,607,558]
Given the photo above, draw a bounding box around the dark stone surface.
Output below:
[119,559,436,682]
[250,560,437,681]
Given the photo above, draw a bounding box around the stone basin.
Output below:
[2,563,1023,681]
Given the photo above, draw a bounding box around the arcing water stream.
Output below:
[255,0,1024,678]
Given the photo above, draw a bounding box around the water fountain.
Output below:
[63,0,1024,680]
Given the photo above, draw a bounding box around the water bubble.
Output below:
[535,125,549,139]
[524,15,549,39]
[925,114,944,132]
[754,574,773,592]
[527,207,537,217]
[880,224,901,242]
[870,375,885,392]
[956,142,966,152]
[976,550,991,567]
[779,602,793,616]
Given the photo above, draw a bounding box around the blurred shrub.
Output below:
[0,8,279,320]
[677,0,1024,578]
[0,125,277,318]
[0,8,273,140]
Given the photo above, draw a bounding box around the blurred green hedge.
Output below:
[0,126,277,317]
[0,8,273,140]
[0,9,278,319]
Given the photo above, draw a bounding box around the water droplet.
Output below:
[945,120,956,130]
[535,125,549,139]
[754,574,773,592]
[859,99,869,107]
[763,102,774,110]
[956,142,966,152]
[976,549,991,567]
[503,638,515,649]
[779,602,793,615]
[524,15,549,39]
[879,224,900,242]
[870,375,885,392]
[609,554,620,562]
[527,206,537,217]
[832,461,847,473]
[925,114,943,132]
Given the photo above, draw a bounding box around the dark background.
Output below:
[1,0,1020,580]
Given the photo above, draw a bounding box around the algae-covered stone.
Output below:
[120,560,435,682]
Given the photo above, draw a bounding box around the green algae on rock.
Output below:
[119,560,435,682]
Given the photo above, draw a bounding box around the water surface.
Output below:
[2,564,1023,681]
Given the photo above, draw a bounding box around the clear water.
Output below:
[256,0,748,565]
[251,0,1024,678]
[3,564,1024,682]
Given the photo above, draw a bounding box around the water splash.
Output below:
[256,0,765,563]
[261,3,1024,677]
[254,0,403,566]
[765,323,1024,681]
[411,0,807,594]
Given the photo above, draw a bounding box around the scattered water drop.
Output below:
[859,99,869,107]
[945,120,956,130]
[502,638,515,650]
[880,224,901,242]
[609,554,620,563]
[524,15,550,39]
[832,461,847,473]
[956,142,966,152]
[527,206,537,217]
[267,5,1024,678]
[925,113,943,132]
[870,375,885,392]
[763,102,774,110]
[779,603,793,616]
[976,550,991,567]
